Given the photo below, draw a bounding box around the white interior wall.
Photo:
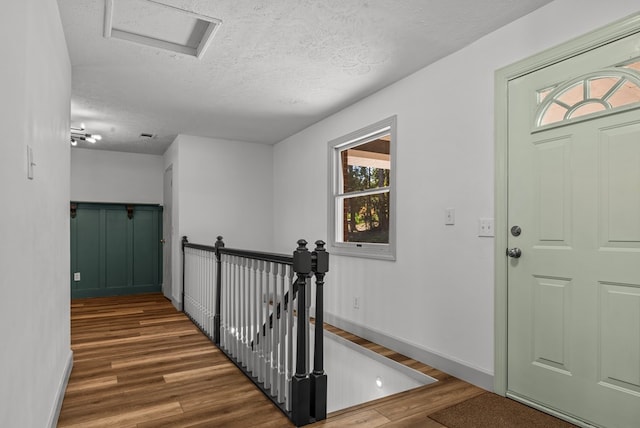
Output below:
[163,134,274,306]
[163,137,180,305]
[0,0,72,426]
[177,135,274,251]
[273,0,640,388]
[71,148,164,204]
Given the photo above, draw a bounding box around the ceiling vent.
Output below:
[103,0,222,59]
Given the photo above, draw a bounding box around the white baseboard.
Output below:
[171,296,182,311]
[323,313,494,391]
[48,350,73,428]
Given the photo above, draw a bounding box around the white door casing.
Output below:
[163,166,173,300]
[496,13,640,428]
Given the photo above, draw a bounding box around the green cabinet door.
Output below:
[105,207,128,289]
[71,203,162,298]
[73,207,101,291]
[132,207,160,288]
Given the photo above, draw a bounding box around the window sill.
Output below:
[329,244,396,261]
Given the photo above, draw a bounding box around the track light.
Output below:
[70,125,102,146]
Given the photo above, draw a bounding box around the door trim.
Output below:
[494,12,640,396]
[163,165,173,300]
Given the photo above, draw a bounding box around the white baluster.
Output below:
[263,261,271,390]
[244,257,250,366]
[278,263,286,403]
[229,256,235,357]
[285,266,294,412]
[241,257,248,366]
[235,257,244,363]
[271,263,279,397]
[232,256,238,358]
[183,249,188,315]
[208,251,213,337]
[257,260,265,383]
[222,254,229,350]
[251,259,259,376]
[198,250,202,328]
[246,259,254,374]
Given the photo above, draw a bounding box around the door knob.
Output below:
[160,239,166,244]
[506,248,522,258]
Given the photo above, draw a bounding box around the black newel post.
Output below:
[181,236,188,312]
[310,240,329,421]
[291,239,312,426]
[213,236,225,345]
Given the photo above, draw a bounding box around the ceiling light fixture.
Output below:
[71,125,102,146]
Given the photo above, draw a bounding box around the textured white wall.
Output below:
[273,0,640,384]
[164,135,274,304]
[71,148,164,204]
[0,0,72,426]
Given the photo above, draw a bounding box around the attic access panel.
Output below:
[104,0,222,59]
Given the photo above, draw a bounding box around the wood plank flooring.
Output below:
[58,293,483,427]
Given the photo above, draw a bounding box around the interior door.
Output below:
[163,166,173,300]
[507,33,640,428]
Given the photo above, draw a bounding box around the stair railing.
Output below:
[181,236,328,426]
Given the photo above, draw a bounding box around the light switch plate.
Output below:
[27,146,34,180]
[445,208,455,225]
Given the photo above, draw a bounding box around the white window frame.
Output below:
[327,115,397,260]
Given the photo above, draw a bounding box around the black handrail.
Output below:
[218,247,293,265]
[183,242,293,265]
[183,242,217,252]
[184,241,292,264]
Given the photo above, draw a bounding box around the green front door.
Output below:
[70,203,163,298]
[507,32,640,427]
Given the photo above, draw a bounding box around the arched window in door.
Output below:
[535,60,640,128]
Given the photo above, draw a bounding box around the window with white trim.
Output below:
[328,116,396,260]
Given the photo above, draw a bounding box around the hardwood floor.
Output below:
[58,293,484,427]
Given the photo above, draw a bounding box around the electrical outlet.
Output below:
[445,208,455,225]
[74,272,81,281]
[353,297,360,309]
[478,218,495,237]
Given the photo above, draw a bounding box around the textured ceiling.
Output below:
[58,0,553,155]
